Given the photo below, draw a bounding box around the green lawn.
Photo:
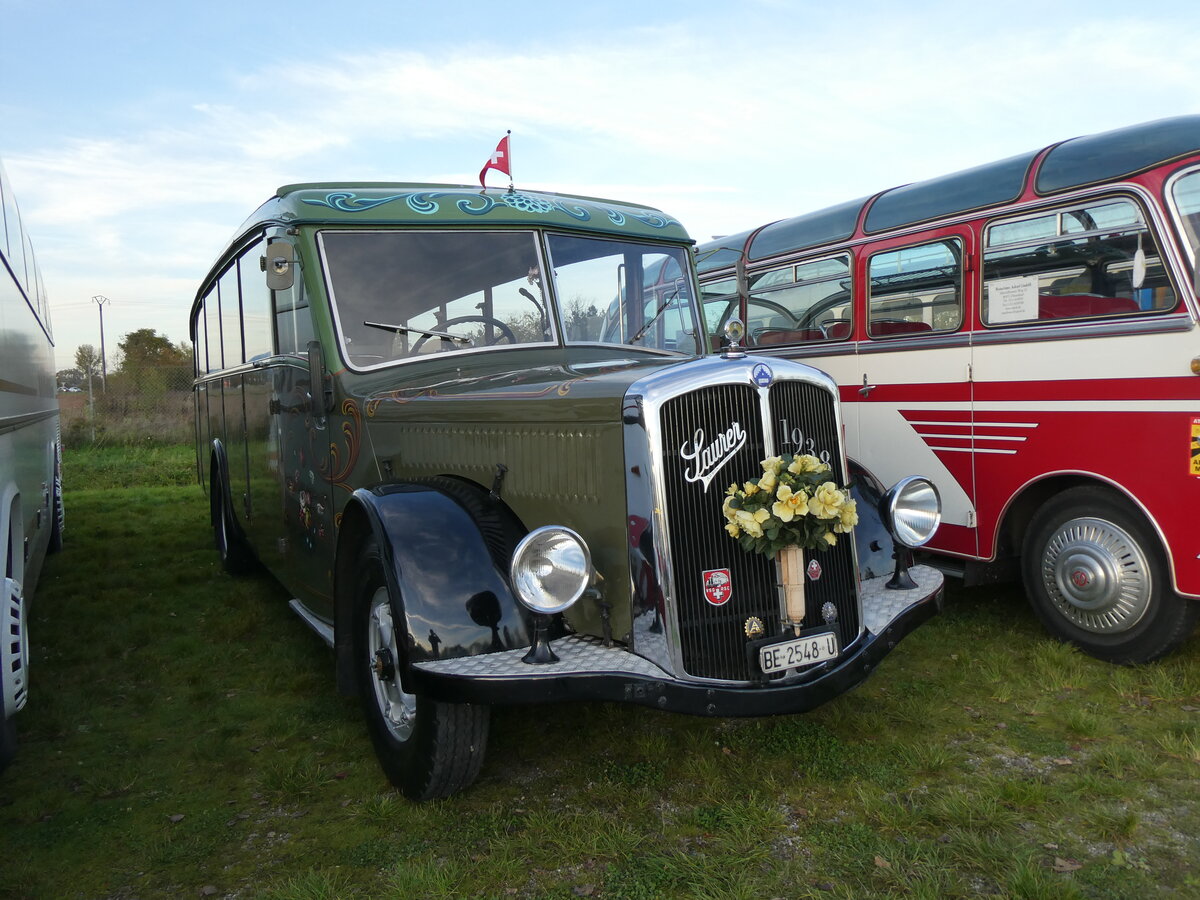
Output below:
[1,445,1198,898]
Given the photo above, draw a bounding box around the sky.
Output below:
[3,0,1199,371]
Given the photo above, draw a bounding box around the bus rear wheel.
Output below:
[211,470,255,575]
[354,538,489,800]
[1021,486,1198,664]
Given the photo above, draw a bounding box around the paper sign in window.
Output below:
[986,275,1039,324]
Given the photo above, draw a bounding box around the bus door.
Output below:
[852,230,979,559]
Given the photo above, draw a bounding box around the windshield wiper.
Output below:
[627,288,682,345]
[364,320,473,345]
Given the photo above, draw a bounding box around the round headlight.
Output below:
[510,526,592,614]
[881,476,941,549]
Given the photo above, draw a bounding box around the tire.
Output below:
[211,472,256,575]
[353,538,489,800]
[1021,486,1200,664]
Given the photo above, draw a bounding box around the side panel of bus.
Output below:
[193,232,332,614]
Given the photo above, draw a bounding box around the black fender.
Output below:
[208,440,245,544]
[848,460,901,581]
[333,478,533,696]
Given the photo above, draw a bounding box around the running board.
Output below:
[288,599,335,648]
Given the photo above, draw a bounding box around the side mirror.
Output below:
[306,340,332,416]
[263,241,296,291]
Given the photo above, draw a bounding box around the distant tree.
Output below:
[115,329,190,374]
[564,297,604,341]
[111,329,193,395]
[74,344,102,380]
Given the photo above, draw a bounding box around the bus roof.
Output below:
[696,115,1200,275]
[227,182,692,249]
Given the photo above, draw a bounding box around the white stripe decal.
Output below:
[907,419,1038,429]
[927,446,1018,455]
[877,401,1196,413]
[916,432,1029,442]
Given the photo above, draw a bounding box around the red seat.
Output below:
[824,320,852,340]
[869,319,932,337]
[756,328,825,345]
[1038,294,1139,319]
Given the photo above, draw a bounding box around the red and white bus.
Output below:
[696,116,1200,663]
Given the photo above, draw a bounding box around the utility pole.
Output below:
[91,295,109,392]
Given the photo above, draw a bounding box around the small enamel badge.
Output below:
[702,568,732,606]
[807,558,823,581]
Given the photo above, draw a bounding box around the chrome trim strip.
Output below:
[0,407,59,437]
[289,599,335,648]
[969,311,1195,346]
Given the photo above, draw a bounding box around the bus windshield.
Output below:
[548,234,699,354]
[321,230,700,367]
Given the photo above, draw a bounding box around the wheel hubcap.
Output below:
[1040,516,1151,634]
[367,587,416,741]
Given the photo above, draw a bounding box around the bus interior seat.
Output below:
[869,319,932,337]
[1038,294,1139,319]
[822,320,852,340]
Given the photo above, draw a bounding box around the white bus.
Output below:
[0,156,62,771]
[697,116,1200,664]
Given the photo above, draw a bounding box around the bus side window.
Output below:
[1170,168,1200,276]
[982,198,1176,326]
[748,254,854,346]
[240,237,274,363]
[867,240,962,338]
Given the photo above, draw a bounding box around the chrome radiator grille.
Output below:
[658,379,859,681]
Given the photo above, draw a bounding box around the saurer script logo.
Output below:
[680,422,746,492]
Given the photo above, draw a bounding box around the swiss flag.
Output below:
[479,133,511,187]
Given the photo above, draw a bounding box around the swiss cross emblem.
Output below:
[807,558,822,581]
[702,568,732,606]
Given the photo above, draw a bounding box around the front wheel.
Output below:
[354,539,489,800]
[1021,486,1199,663]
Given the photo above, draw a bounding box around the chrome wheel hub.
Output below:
[1040,516,1151,634]
[367,587,416,741]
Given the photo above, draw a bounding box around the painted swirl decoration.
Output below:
[300,189,677,230]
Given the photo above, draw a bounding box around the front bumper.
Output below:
[409,565,943,717]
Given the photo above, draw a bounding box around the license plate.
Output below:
[758,630,839,674]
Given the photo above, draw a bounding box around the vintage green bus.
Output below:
[1,157,63,772]
[191,182,944,799]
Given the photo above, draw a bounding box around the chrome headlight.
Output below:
[881,477,941,548]
[510,526,592,614]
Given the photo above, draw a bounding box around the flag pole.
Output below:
[506,129,514,193]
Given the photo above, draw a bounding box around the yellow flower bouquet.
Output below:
[722,454,858,559]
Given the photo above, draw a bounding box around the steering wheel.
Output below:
[410,315,517,353]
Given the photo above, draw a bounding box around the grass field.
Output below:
[1,445,1199,898]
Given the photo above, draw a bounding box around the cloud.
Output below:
[10,8,1200,368]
